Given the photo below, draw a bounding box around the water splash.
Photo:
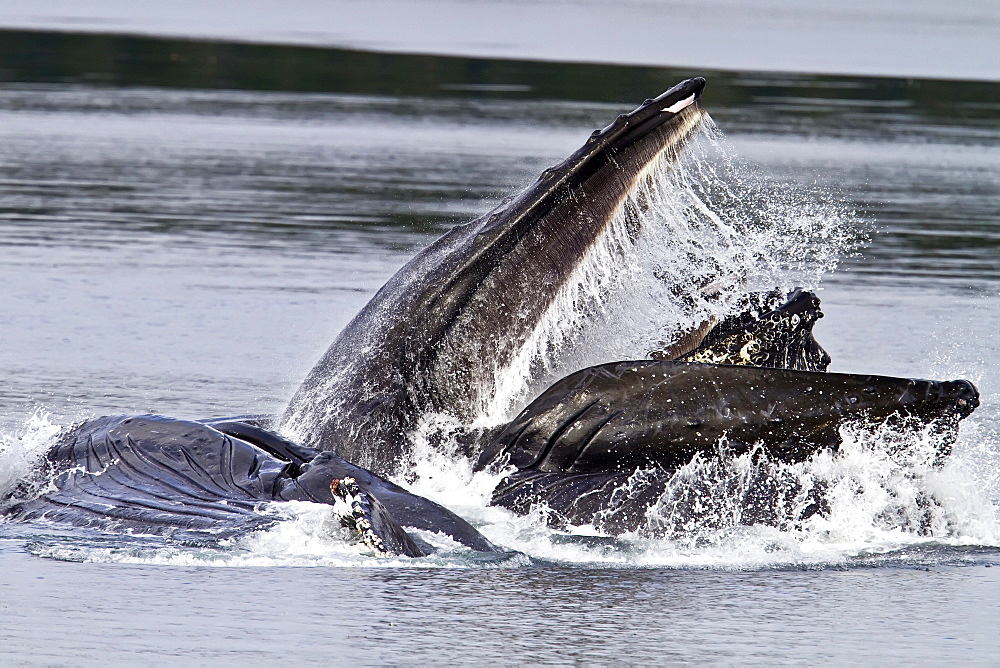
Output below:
[0,409,63,507]
[479,119,862,423]
[5,114,995,572]
[648,422,996,543]
[396,420,999,570]
[390,117,997,567]
[23,501,527,569]
[7,405,996,570]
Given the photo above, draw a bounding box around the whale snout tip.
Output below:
[652,77,707,112]
[941,379,980,418]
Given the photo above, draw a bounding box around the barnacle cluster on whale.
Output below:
[0,79,980,556]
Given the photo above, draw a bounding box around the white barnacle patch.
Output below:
[663,94,696,114]
[329,477,392,557]
[330,478,357,519]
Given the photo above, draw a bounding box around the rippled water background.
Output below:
[0,11,998,664]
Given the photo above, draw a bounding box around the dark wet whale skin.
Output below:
[477,361,980,476]
[3,415,498,556]
[472,288,978,531]
[477,362,978,532]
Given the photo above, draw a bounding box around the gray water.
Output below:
[1,28,999,665]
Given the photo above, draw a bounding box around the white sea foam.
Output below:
[389,118,997,570]
[17,417,998,570]
[392,416,1000,570]
[0,409,63,506]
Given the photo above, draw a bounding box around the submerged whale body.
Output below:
[1,79,982,556]
[5,415,496,556]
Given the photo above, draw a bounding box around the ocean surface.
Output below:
[1,18,999,665]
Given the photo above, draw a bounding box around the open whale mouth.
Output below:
[3,78,986,560]
[281,77,881,489]
[461,79,713,419]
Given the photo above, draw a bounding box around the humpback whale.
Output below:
[280,78,711,475]
[1,79,981,556]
